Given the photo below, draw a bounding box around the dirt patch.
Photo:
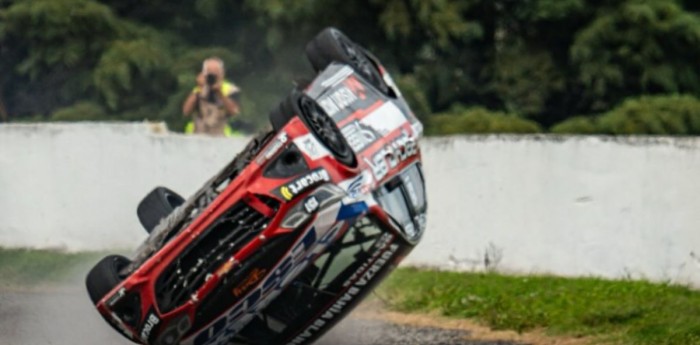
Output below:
[354,299,595,345]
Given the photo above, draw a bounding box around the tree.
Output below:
[571,0,700,111]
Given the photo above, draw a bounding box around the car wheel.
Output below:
[137,187,185,234]
[298,93,357,167]
[269,92,298,132]
[85,255,131,305]
[306,27,389,94]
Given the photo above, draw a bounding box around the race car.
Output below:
[86,27,426,345]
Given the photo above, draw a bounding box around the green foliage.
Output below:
[427,106,542,135]
[0,0,122,79]
[550,116,600,134]
[93,39,175,111]
[50,101,108,121]
[379,268,700,345]
[571,0,700,110]
[598,95,700,135]
[2,0,700,135]
[495,45,565,118]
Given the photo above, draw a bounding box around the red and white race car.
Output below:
[86,27,426,345]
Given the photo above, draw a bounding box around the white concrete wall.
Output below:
[0,123,249,251]
[1,123,699,285]
[407,135,700,286]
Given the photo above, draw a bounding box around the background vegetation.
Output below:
[2,0,700,135]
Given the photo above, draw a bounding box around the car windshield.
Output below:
[375,163,426,239]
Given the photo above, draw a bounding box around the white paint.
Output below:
[1,123,699,285]
[0,123,248,251]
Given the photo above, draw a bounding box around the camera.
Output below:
[205,74,217,86]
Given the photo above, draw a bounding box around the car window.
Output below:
[400,164,426,213]
[375,163,425,239]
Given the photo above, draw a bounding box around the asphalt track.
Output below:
[0,287,520,345]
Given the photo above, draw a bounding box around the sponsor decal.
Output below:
[318,74,378,122]
[140,311,161,342]
[293,134,330,160]
[364,131,417,181]
[318,86,358,117]
[256,132,289,164]
[191,220,345,345]
[232,268,268,298]
[286,240,400,345]
[275,168,331,201]
[343,76,366,100]
[340,120,377,153]
[343,233,394,288]
[303,196,320,214]
[339,171,373,200]
[359,102,407,136]
[106,287,126,307]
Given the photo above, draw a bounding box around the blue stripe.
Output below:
[336,202,368,221]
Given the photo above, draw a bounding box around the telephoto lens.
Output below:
[206,74,217,86]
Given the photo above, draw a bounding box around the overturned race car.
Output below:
[86,27,426,345]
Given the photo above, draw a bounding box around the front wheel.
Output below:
[85,254,130,305]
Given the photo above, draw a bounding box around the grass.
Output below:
[0,247,106,288]
[377,267,700,345]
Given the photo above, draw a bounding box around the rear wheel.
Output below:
[137,187,185,234]
[305,27,389,94]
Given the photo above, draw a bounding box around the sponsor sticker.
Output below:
[303,196,320,214]
[359,102,407,136]
[140,311,161,342]
[318,86,358,117]
[340,120,377,153]
[191,220,345,345]
[232,268,268,298]
[274,168,331,201]
[293,134,330,160]
[364,130,417,181]
[256,132,288,164]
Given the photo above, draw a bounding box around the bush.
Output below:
[596,95,700,135]
[550,116,600,134]
[426,105,542,135]
[50,102,109,122]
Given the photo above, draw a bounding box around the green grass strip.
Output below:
[378,267,700,345]
[0,247,106,287]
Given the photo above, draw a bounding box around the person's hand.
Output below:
[196,73,205,89]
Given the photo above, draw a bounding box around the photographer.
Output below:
[182,57,241,136]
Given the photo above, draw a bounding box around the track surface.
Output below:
[0,288,519,345]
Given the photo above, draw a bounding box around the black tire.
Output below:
[85,255,130,305]
[269,92,298,132]
[297,93,357,167]
[137,187,185,234]
[305,27,389,94]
